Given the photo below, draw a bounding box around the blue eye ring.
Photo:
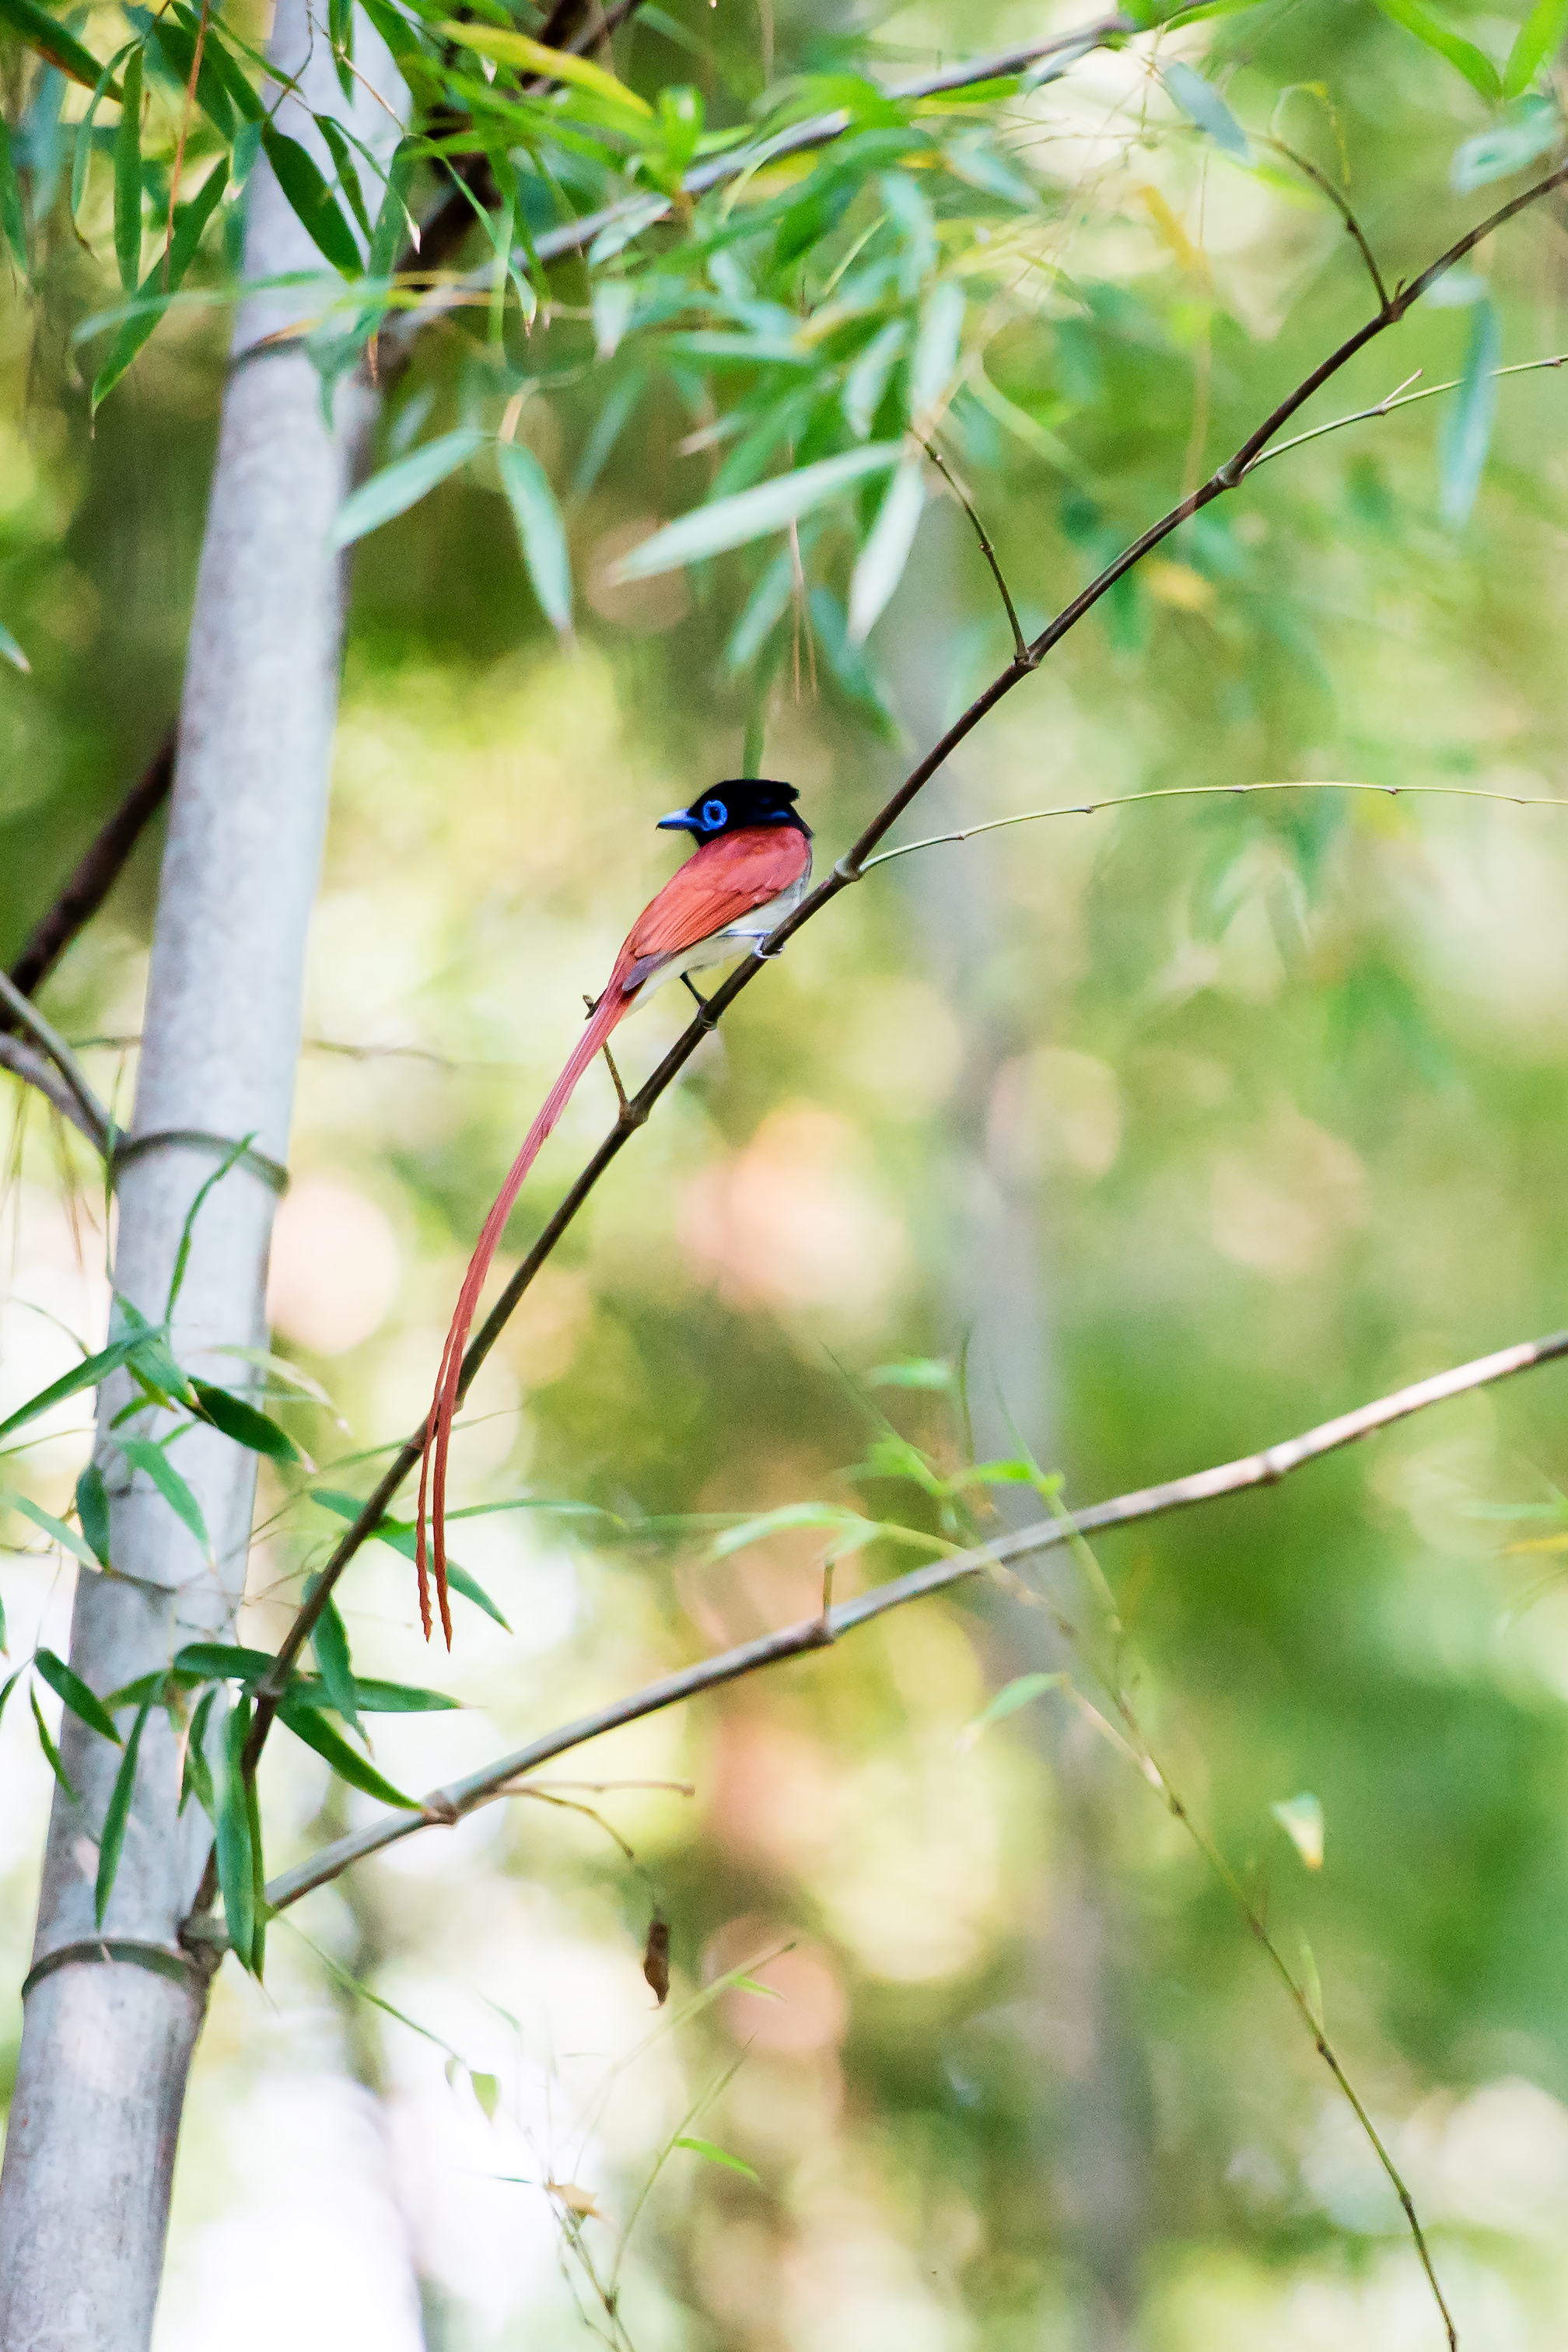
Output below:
[700,797,728,831]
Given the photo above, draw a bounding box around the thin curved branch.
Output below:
[0,1034,107,1150]
[5,726,175,1009]
[248,1323,1568,1918]
[0,971,113,1155]
[240,157,1568,1784]
[1265,135,1390,312]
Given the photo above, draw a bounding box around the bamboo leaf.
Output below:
[90,156,229,409]
[316,111,370,241]
[0,1664,23,1721]
[95,1699,151,1924]
[0,115,26,268]
[495,440,573,633]
[12,1496,102,1573]
[192,1381,305,1465]
[171,1640,282,1683]
[118,1437,211,1553]
[1272,1790,1325,1870]
[1440,293,1500,526]
[907,281,964,420]
[0,1333,146,1445]
[261,123,362,275]
[216,1697,257,1969]
[366,134,418,277]
[30,1683,78,1800]
[180,1687,217,1818]
[0,616,28,670]
[305,1574,362,1736]
[34,1647,122,1744]
[0,0,119,92]
[955,1671,1066,1752]
[848,457,925,642]
[1504,0,1568,93]
[310,1487,513,1628]
[277,1698,421,1808]
[76,1463,112,1566]
[675,2135,761,2182]
[330,427,488,548]
[842,320,906,440]
[114,46,144,292]
[1450,95,1563,189]
[1162,58,1250,156]
[292,1671,457,1712]
[611,443,904,582]
[439,19,653,114]
[1370,0,1502,99]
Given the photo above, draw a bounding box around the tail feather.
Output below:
[416,985,630,1643]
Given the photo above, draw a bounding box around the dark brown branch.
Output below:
[1265,136,1391,313]
[236,162,1568,1795]
[250,1323,1568,1916]
[916,433,1027,663]
[0,970,114,1153]
[5,725,174,1013]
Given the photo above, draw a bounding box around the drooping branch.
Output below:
[240,158,1568,1788]
[249,1323,1568,1919]
[0,970,114,1153]
[4,726,176,1012]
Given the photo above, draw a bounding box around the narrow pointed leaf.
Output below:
[331,427,487,548]
[310,1488,513,1628]
[848,457,925,642]
[1450,96,1563,189]
[0,1664,23,1722]
[172,1640,282,1683]
[0,0,119,92]
[118,1437,210,1552]
[1440,294,1500,526]
[610,444,905,581]
[956,1671,1066,1751]
[1504,0,1568,92]
[0,116,26,267]
[91,156,229,408]
[1272,1790,1325,1869]
[305,1574,361,1735]
[180,1687,217,1818]
[908,281,964,420]
[34,1647,122,1744]
[1162,58,1250,155]
[114,47,144,292]
[496,441,572,633]
[277,1699,421,1808]
[261,123,362,275]
[30,1684,78,1800]
[96,1699,151,1925]
[439,19,653,114]
[192,1381,304,1464]
[675,2136,761,2182]
[293,1672,458,1713]
[366,135,418,278]
[76,1463,112,1566]
[217,1697,257,1969]
[316,112,370,241]
[0,617,28,670]
[12,1496,102,1573]
[0,1333,146,1444]
[1370,0,1502,98]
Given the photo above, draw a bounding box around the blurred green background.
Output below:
[5,0,1568,2344]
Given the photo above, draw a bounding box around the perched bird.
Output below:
[415,779,813,1642]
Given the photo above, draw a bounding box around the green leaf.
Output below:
[261,124,362,275]
[114,46,144,292]
[366,135,418,277]
[359,0,426,71]
[277,1699,421,1809]
[0,115,26,268]
[293,1672,458,1712]
[1451,94,1563,188]
[192,1381,305,1465]
[119,1437,210,1553]
[180,1687,217,1818]
[495,441,572,634]
[842,320,907,441]
[310,1488,514,1629]
[1162,58,1250,156]
[708,1503,934,1563]
[0,1664,23,1720]
[96,1698,151,1925]
[1440,292,1500,527]
[305,1574,362,1735]
[956,1671,1066,1751]
[216,1697,257,1969]
[331,427,488,548]
[439,19,653,114]
[1504,0,1568,92]
[0,0,119,92]
[0,616,28,670]
[908,281,964,421]
[146,12,234,136]
[90,156,229,409]
[30,1683,78,1801]
[865,1359,953,1389]
[316,111,370,242]
[195,19,264,123]
[848,457,925,643]
[572,366,644,499]
[0,1332,147,1445]
[166,1130,256,1319]
[611,443,906,582]
[172,1640,281,1683]
[1370,0,1502,99]
[12,1496,102,1573]
[675,2135,761,2182]
[470,2069,502,2119]
[76,1464,112,1567]
[34,1647,122,1744]
[1271,1790,1325,1869]
[104,1667,202,1707]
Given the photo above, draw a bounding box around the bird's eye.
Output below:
[701,798,728,830]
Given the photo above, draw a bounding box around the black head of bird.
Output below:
[657,779,811,841]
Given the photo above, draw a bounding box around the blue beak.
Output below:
[656,808,697,831]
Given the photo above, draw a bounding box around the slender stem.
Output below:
[1246,348,1568,473]
[236,159,1568,1800]
[1265,136,1390,311]
[250,1323,1568,1916]
[0,971,114,1155]
[5,726,175,1007]
[916,432,1027,662]
[860,775,1568,870]
[0,1034,108,1150]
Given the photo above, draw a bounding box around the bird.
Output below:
[415,778,813,1643]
